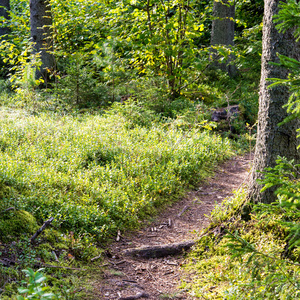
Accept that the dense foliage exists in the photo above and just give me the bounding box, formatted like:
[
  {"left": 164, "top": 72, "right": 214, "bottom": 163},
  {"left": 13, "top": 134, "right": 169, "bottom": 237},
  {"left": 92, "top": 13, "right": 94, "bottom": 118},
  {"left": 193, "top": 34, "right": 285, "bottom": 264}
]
[
  {"left": 184, "top": 1, "right": 300, "bottom": 298},
  {"left": 0, "top": 105, "right": 234, "bottom": 242},
  {"left": 4, "top": 0, "right": 299, "bottom": 299},
  {"left": 0, "top": 0, "right": 263, "bottom": 107}
]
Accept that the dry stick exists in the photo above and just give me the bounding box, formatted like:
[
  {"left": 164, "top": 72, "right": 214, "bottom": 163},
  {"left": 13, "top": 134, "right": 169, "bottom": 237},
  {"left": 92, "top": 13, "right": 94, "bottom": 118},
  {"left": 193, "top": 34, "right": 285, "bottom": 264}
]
[
  {"left": 0, "top": 207, "right": 15, "bottom": 214},
  {"left": 31, "top": 217, "right": 54, "bottom": 244},
  {"left": 177, "top": 205, "right": 189, "bottom": 217},
  {"left": 108, "top": 259, "right": 127, "bottom": 266},
  {"left": 99, "top": 263, "right": 110, "bottom": 268},
  {"left": 90, "top": 254, "right": 102, "bottom": 262},
  {"left": 122, "top": 279, "right": 138, "bottom": 283},
  {"left": 164, "top": 260, "right": 178, "bottom": 266},
  {"left": 116, "top": 230, "right": 121, "bottom": 242}
]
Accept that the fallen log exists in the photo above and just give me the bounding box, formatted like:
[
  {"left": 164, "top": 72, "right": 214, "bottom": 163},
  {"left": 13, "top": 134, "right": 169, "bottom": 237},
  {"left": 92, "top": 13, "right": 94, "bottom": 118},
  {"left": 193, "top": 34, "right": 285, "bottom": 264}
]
[
  {"left": 119, "top": 291, "right": 149, "bottom": 300},
  {"left": 123, "top": 240, "right": 195, "bottom": 259}
]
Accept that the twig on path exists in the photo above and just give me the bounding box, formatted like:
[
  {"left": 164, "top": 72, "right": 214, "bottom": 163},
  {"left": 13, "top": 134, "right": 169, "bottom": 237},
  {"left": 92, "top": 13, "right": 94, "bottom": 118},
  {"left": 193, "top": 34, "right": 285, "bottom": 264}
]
[
  {"left": 146, "top": 234, "right": 158, "bottom": 238},
  {"left": 99, "top": 263, "right": 110, "bottom": 268},
  {"left": 177, "top": 205, "right": 190, "bottom": 217},
  {"left": 163, "top": 270, "right": 174, "bottom": 275},
  {"left": 90, "top": 254, "right": 102, "bottom": 262},
  {"left": 108, "top": 259, "right": 127, "bottom": 266}
]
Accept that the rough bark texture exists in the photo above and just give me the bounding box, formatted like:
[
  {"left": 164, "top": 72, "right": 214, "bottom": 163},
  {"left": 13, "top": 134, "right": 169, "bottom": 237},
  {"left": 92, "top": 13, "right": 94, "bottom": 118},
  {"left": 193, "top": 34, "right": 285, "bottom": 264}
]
[
  {"left": 30, "top": 0, "right": 55, "bottom": 81},
  {"left": 123, "top": 241, "right": 195, "bottom": 259},
  {"left": 248, "top": 0, "right": 300, "bottom": 204},
  {"left": 0, "top": 0, "right": 10, "bottom": 37},
  {"left": 210, "top": 0, "right": 236, "bottom": 76}
]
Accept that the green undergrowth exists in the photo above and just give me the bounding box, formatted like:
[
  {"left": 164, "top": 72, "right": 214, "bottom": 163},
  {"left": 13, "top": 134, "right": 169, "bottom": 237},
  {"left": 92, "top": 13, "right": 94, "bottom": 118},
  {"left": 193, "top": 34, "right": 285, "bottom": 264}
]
[
  {"left": 0, "top": 210, "right": 38, "bottom": 240},
  {"left": 0, "top": 95, "right": 249, "bottom": 298},
  {"left": 183, "top": 189, "right": 300, "bottom": 299},
  {"left": 0, "top": 104, "right": 235, "bottom": 244}
]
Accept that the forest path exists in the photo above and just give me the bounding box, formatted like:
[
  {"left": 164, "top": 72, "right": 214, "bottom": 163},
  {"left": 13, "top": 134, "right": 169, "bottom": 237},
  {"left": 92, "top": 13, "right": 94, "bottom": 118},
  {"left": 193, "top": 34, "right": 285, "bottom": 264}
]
[{"left": 91, "top": 154, "right": 252, "bottom": 299}]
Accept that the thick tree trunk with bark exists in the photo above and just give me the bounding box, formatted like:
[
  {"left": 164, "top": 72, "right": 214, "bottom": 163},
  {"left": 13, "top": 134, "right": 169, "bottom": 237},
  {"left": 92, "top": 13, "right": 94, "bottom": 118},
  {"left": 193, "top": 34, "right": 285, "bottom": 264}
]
[
  {"left": 30, "top": 0, "right": 55, "bottom": 82},
  {"left": 210, "top": 0, "right": 236, "bottom": 76},
  {"left": 248, "top": 0, "right": 300, "bottom": 204},
  {"left": 0, "top": 0, "right": 10, "bottom": 37}
]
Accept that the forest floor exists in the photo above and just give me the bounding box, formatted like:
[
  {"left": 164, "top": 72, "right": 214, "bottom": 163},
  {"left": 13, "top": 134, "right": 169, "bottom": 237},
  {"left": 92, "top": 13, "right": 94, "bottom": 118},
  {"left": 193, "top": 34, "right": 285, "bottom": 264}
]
[{"left": 90, "top": 154, "right": 252, "bottom": 300}]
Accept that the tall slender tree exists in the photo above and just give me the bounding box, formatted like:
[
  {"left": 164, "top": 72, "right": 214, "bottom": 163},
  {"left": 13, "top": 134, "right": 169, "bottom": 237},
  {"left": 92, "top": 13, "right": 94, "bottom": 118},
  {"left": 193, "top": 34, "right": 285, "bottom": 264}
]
[
  {"left": 0, "top": 0, "right": 10, "bottom": 75},
  {"left": 30, "top": 0, "right": 55, "bottom": 82},
  {"left": 248, "top": 0, "right": 299, "bottom": 204},
  {"left": 0, "top": 0, "right": 10, "bottom": 38},
  {"left": 210, "top": 0, "right": 236, "bottom": 76}
]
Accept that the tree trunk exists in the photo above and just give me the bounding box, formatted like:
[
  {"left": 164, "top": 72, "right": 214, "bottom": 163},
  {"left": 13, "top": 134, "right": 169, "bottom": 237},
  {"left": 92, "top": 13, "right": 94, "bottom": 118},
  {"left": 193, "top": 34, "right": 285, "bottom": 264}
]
[
  {"left": 0, "top": 0, "right": 10, "bottom": 76},
  {"left": 0, "top": 0, "right": 10, "bottom": 37},
  {"left": 210, "top": 0, "right": 236, "bottom": 77},
  {"left": 30, "top": 0, "right": 55, "bottom": 82},
  {"left": 248, "top": 0, "right": 300, "bottom": 204}
]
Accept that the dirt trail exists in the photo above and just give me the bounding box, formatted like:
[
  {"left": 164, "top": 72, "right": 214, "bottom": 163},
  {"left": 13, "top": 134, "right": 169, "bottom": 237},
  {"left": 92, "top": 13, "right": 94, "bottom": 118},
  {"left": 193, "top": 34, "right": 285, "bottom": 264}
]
[{"left": 91, "top": 155, "right": 252, "bottom": 299}]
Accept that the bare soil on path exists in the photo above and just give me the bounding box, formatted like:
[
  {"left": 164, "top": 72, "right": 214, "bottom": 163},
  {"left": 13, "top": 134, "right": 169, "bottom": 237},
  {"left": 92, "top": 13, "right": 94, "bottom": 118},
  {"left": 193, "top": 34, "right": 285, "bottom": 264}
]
[{"left": 91, "top": 154, "right": 252, "bottom": 300}]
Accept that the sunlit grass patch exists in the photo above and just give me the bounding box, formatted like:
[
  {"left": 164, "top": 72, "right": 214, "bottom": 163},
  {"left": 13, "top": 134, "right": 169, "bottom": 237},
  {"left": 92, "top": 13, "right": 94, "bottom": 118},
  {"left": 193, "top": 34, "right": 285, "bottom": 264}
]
[{"left": 0, "top": 108, "right": 234, "bottom": 241}]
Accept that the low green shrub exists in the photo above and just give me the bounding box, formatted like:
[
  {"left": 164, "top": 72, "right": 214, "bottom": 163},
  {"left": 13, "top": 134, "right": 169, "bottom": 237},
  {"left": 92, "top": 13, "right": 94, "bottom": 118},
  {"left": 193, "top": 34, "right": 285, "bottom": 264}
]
[
  {"left": 0, "top": 108, "right": 234, "bottom": 243},
  {"left": 16, "top": 268, "right": 60, "bottom": 300}
]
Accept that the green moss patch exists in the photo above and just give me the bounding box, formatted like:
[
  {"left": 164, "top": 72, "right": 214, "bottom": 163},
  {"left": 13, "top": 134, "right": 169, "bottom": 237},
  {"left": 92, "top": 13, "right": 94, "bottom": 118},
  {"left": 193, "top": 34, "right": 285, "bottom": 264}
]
[
  {"left": 0, "top": 210, "right": 38, "bottom": 242},
  {"left": 0, "top": 109, "right": 235, "bottom": 242}
]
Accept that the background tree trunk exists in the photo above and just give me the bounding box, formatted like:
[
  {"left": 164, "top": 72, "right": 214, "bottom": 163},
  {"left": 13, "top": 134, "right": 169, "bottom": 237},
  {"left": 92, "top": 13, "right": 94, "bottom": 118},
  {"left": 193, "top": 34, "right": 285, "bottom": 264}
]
[
  {"left": 30, "top": 0, "right": 55, "bottom": 82},
  {"left": 248, "top": 0, "right": 300, "bottom": 204},
  {"left": 210, "top": 0, "right": 236, "bottom": 77},
  {"left": 0, "top": 0, "right": 10, "bottom": 76},
  {"left": 0, "top": 0, "right": 10, "bottom": 37}
]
